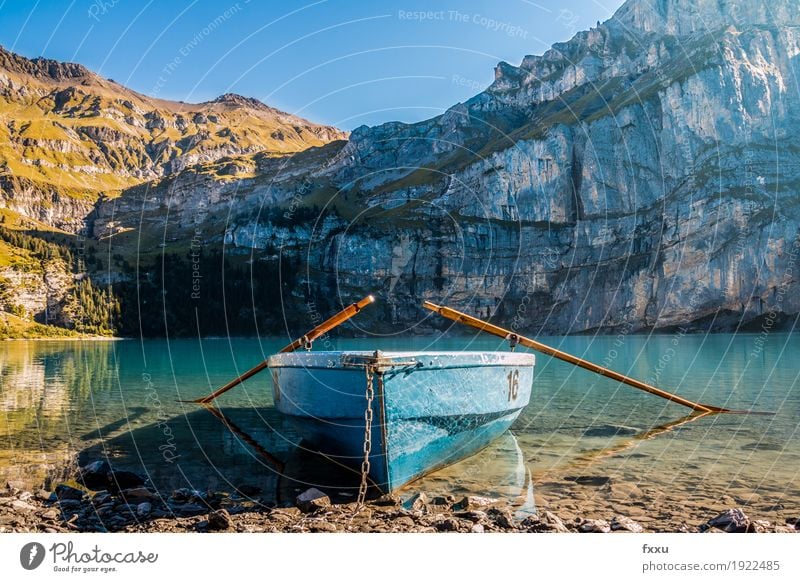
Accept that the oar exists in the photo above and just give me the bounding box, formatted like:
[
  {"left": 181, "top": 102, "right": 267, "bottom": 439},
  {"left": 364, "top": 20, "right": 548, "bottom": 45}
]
[
  {"left": 190, "top": 295, "right": 375, "bottom": 404},
  {"left": 423, "top": 301, "right": 733, "bottom": 414}
]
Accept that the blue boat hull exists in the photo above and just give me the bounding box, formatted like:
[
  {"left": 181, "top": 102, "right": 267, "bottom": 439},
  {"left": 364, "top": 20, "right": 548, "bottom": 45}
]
[{"left": 268, "top": 351, "right": 535, "bottom": 493}]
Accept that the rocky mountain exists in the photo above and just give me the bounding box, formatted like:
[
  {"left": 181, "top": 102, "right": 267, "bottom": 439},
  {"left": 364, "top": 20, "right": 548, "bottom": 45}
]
[
  {"left": 0, "top": 45, "right": 346, "bottom": 228},
  {"left": 2, "top": 0, "right": 800, "bottom": 336},
  {"left": 0, "top": 45, "right": 345, "bottom": 333}
]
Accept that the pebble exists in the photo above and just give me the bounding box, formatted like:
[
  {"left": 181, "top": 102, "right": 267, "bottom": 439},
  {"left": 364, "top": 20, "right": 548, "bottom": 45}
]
[
  {"left": 114, "top": 503, "right": 138, "bottom": 514},
  {"left": 541, "top": 510, "right": 570, "bottom": 533},
  {"left": 435, "top": 518, "right": 461, "bottom": 532},
  {"left": 373, "top": 494, "right": 401, "bottom": 507},
  {"left": 392, "top": 516, "right": 416, "bottom": 528},
  {"left": 170, "top": 488, "right": 206, "bottom": 504},
  {"left": 121, "top": 487, "right": 157, "bottom": 503},
  {"left": 372, "top": 494, "right": 401, "bottom": 507},
  {"left": 208, "top": 509, "right": 232, "bottom": 531},
  {"left": 136, "top": 502, "right": 152, "bottom": 517},
  {"left": 295, "top": 488, "right": 331, "bottom": 513},
  {"left": 56, "top": 499, "right": 81, "bottom": 510},
  {"left": 487, "top": 508, "right": 516, "bottom": 529},
  {"left": 35, "top": 489, "right": 54, "bottom": 502},
  {"left": 55, "top": 484, "right": 85, "bottom": 501},
  {"left": 404, "top": 492, "right": 428, "bottom": 511},
  {"left": 471, "top": 524, "right": 485, "bottom": 533},
  {"left": 5, "top": 481, "right": 23, "bottom": 493},
  {"left": 40, "top": 509, "right": 59, "bottom": 521},
  {"left": 704, "top": 508, "right": 751, "bottom": 533},
  {"left": 454, "top": 510, "right": 488, "bottom": 523},
  {"left": 308, "top": 520, "right": 338, "bottom": 533},
  {"left": 95, "top": 502, "right": 116, "bottom": 515},
  {"left": 77, "top": 460, "right": 111, "bottom": 489},
  {"left": 751, "top": 520, "right": 771, "bottom": 533},
  {"left": 611, "top": 515, "right": 644, "bottom": 533},
  {"left": 452, "top": 495, "right": 496, "bottom": 511},
  {"left": 520, "top": 511, "right": 570, "bottom": 533},
  {"left": 11, "top": 500, "right": 36, "bottom": 512},
  {"left": 106, "top": 470, "right": 145, "bottom": 491},
  {"left": 579, "top": 519, "right": 612, "bottom": 533}
]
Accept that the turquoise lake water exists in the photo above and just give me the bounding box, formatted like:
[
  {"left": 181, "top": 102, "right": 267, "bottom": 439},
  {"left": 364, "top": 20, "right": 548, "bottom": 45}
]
[{"left": 1, "top": 332, "right": 798, "bottom": 521}]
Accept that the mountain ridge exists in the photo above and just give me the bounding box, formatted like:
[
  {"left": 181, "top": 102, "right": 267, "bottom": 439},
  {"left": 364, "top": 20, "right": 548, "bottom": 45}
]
[{"left": 0, "top": 44, "right": 347, "bottom": 203}]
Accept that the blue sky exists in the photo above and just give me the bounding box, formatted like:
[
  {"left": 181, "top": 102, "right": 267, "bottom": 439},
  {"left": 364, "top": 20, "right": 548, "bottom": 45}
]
[{"left": 0, "top": 0, "right": 623, "bottom": 129}]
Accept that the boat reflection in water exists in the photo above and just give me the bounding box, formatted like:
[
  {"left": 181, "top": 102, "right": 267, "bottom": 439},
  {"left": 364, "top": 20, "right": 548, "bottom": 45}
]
[{"left": 78, "top": 405, "right": 535, "bottom": 511}]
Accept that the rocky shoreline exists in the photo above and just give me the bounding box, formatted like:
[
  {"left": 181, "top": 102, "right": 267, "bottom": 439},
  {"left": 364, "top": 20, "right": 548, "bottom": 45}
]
[{"left": 1, "top": 477, "right": 797, "bottom": 534}]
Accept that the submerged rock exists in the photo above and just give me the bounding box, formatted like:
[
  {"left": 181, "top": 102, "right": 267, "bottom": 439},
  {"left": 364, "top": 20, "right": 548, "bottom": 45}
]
[
  {"left": 564, "top": 476, "right": 612, "bottom": 487},
  {"left": 235, "top": 484, "right": 261, "bottom": 497},
  {"left": 54, "top": 484, "right": 85, "bottom": 501},
  {"left": 170, "top": 489, "right": 204, "bottom": 503},
  {"left": 76, "top": 461, "right": 110, "bottom": 489},
  {"left": 583, "top": 425, "right": 640, "bottom": 437},
  {"left": 171, "top": 503, "right": 207, "bottom": 517},
  {"left": 120, "top": 487, "right": 157, "bottom": 503},
  {"left": 106, "top": 470, "right": 145, "bottom": 491}
]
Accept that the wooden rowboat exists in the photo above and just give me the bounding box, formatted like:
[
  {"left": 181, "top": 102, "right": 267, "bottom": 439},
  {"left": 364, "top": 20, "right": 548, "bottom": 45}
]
[{"left": 268, "top": 350, "right": 535, "bottom": 493}]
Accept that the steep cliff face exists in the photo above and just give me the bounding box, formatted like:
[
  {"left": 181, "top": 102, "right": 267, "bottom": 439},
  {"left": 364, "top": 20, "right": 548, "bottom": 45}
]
[
  {"left": 200, "top": 0, "right": 800, "bottom": 333},
  {"left": 4, "top": 0, "right": 800, "bottom": 335},
  {"left": 0, "top": 257, "right": 73, "bottom": 325}
]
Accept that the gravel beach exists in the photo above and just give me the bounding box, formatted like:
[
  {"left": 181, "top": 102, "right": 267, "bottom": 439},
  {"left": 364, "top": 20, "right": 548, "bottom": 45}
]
[{"left": 1, "top": 478, "right": 797, "bottom": 534}]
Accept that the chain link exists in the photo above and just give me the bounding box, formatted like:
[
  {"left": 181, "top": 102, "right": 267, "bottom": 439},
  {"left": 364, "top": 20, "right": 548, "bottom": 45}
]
[{"left": 356, "top": 364, "right": 376, "bottom": 507}]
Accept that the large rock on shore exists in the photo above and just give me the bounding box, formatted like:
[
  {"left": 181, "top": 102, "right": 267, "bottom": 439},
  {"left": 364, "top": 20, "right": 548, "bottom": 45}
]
[
  {"left": 703, "top": 508, "right": 752, "bottom": 533},
  {"left": 296, "top": 488, "right": 331, "bottom": 513}
]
